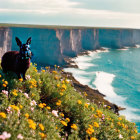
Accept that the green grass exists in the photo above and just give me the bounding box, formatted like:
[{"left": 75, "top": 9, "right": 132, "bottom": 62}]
[
  {"left": 0, "top": 63, "right": 140, "bottom": 140},
  {"left": 0, "top": 23, "right": 137, "bottom": 30}
]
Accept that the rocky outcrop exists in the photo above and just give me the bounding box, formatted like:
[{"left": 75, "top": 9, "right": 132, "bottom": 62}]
[
  {"left": 0, "top": 25, "right": 140, "bottom": 66},
  {"left": 0, "top": 27, "right": 12, "bottom": 59}
]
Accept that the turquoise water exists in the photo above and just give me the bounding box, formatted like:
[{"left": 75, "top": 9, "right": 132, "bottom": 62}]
[{"left": 64, "top": 47, "right": 140, "bottom": 131}]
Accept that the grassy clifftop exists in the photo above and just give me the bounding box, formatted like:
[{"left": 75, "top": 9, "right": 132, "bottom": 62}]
[{"left": 0, "top": 63, "right": 139, "bottom": 140}]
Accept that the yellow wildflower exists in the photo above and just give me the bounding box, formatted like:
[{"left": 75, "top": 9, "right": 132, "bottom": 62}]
[
  {"left": 71, "top": 124, "right": 78, "bottom": 130},
  {"left": 90, "top": 137, "right": 98, "bottom": 140},
  {"left": 25, "top": 113, "right": 29, "bottom": 118},
  {"left": 66, "top": 118, "right": 70, "bottom": 122},
  {"left": 56, "top": 100, "right": 61, "bottom": 106},
  {"left": 77, "top": 100, "right": 82, "bottom": 105},
  {"left": 60, "top": 113, "right": 64, "bottom": 117},
  {"left": 2, "top": 84, "right": 7, "bottom": 87},
  {"left": 61, "top": 84, "right": 67, "bottom": 90},
  {"left": 59, "top": 92, "right": 64, "bottom": 96},
  {"left": 96, "top": 110, "right": 102, "bottom": 118},
  {"left": 84, "top": 92, "right": 87, "bottom": 96},
  {"left": 46, "top": 106, "right": 51, "bottom": 110},
  {"left": 39, "top": 132, "right": 46, "bottom": 138},
  {"left": 52, "top": 71, "right": 57, "bottom": 74},
  {"left": 12, "top": 90, "right": 18, "bottom": 96},
  {"left": 10, "top": 105, "right": 19, "bottom": 111},
  {"left": 134, "top": 129, "right": 138, "bottom": 134},
  {"left": 4, "top": 81, "right": 8, "bottom": 85},
  {"left": 19, "top": 105, "right": 23, "bottom": 109},
  {"left": 0, "top": 112, "right": 6, "bottom": 118},
  {"left": 93, "top": 122, "right": 99, "bottom": 128},
  {"left": 55, "top": 76, "right": 59, "bottom": 80},
  {"left": 65, "top": 79, "right": 69, "bottom": 84},
  {"left": 91, "top": 107, "right": 95, "bottom": 111},
  {"left": 42, "top": 70, "right": 45, "bottom": 72},
  {"left": 118, "top": 117, "right": 122, "bottom": 121},
  {"left": 57, "top": 84, "right": 60, "bottom": 88},
  {"left": 60, "top": 120, "right": 67, "bottom": 126},
  {"left": 86, "top": 128, "right": 94, "bottom": 135},
  {"left": 85, "top": 103, "right": 89, "bottom": 108},
  {"left": 28, "top": 119, "right": 36, "bottom": 130},
  {"left": 130, "top": 136, "right": 135, "bottom": 140},
  {"left": 39, "top": 123, "right": 45, "bottom": 131},
  {"left": 39, "top": 103, "right": 46, "bottom": 108},
  {"left": 0, "top": 74, "right": 1, "bottom": 78},
  {"left": 19, "top": 78, "right": 23, "bottom": 82}
]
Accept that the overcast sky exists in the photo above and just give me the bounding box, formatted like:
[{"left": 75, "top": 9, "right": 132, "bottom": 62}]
[{"left": 0, "top": 0, "right": 140, "bottom": 28}]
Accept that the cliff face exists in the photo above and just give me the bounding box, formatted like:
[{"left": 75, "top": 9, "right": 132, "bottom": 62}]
[
  {"left": 0, "top": 27, "right": 12, "bottom": 58},
  {"left": 0, "top": 26, "right": 140, "bottom": 66}
]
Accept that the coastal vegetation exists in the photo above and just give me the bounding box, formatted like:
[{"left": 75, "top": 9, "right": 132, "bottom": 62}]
[{"left": 0, "top": 63, "right": 140, "bottom": 140}]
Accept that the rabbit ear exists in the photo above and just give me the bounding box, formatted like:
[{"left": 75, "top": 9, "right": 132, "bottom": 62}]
[
  {"left": 26, "top": 37, "right": 31, "bottom": 45},
  {"left": 15, "top": 37, "right": 22, "bottom": 46}
]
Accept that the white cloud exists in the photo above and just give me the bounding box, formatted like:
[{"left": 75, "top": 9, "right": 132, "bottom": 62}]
[{"left": 0, "top": 0, "right": 140, "bottom": 28}]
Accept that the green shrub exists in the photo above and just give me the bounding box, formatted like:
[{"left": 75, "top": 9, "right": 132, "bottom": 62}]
[{"left": 0, "top": 63, "right": 140, "bottom": 140}]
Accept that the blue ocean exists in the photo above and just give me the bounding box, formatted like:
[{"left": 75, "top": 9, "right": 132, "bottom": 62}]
[{"left": 64, "top": 46, "right": 140, "bottom": 131}]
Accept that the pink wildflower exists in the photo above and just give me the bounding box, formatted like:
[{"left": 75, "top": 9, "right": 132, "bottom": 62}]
[
  {"left": 6, "top": 106, "right": 12, "bottom": 114},
  {"left": 24, "top": 93, "right": 29, "bottom": 99},
  {"left": 52, "top": 110, "right": 58, "bottom": 117},
  {"left": 30, "top": 100, "right": 37, "bottom": 106},
  {"left": 17, "top": 134, "right": 23, "bottom": 139},
  {"left": 0, "top": 131, "right": 11, "bottom": 140},
  {"left": 119, "top": 134, "right": 123, "bottom": 139},
  {"left": 2, "top": 90, "right": 8, "bottom": 97},
  {"left": 26, "top": 75, "right": 31, "bottom": 80}
]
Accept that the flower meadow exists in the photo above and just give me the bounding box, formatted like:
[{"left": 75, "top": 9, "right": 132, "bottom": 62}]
[{"left": 0, "top": 63, "right": 140, "bottom": 140}]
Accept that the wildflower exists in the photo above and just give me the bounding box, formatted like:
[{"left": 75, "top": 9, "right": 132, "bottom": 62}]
[
  {"left": 2, "top": 84, "right": 7, "bottom": 87},
  {"left": 91, "top": 107, "right": 95, "bottom": 111},
  {"left": 2, "top": 90, "right": 8, "bottom": 97},
  {"left": 45, "top": 66, "right": 49, "bottom": 70},
  {"left": 96, "top": 110, "right": 102, "bottom": 118},
  {"left": 93, "top": 122, "right": 99, "bottom": 128},
  {"left": 107, "top": 106, "right": 111, "bottom": 109},
  {"left": 85, "top": 103, "right": 89, "bottom": 108},
  {"left": 39, "top": 124, "right": 45, "bottom": 131},
  {"left": 134, "top": 129, "right": 138, "bottom": 134},
  {"left": 90, "top": 137, "right": 98, "bottom": 140},
  {"left": 10, "top": 105, "right": 20, "bottom": 111},
  {"left": 39, "top": 132, "right": 46, "bottom": 138},
  {"left": 77, "top": 100, "right": 82, "bottom": 104},
  {"left": 71, "top": 124, "right": 78, "bottom": 130},
  {"left": 119, "top": 134, "right": 123, "bottom": 139},
  {"left": 0, "top": 74, "right": 1, "bottom": 78},
  {"left": 19, "top": 105, "right": 23, "bottom": 109},
  {"left": 118, "top": 117, "right": 122, "bottom": 121},
  {"left": 28, "top": 119, "right": 36, "bottom": 130},
  {"left": 52, "top": 71, "right": 57, "bottom": 74},
  {"left": 19, "top": 78, "right": 23, "bottom": 82},
  {"left": 59, "top": 92, "right": 63, "bottom": 96},
  {"left": 130, "top": 136, "right": 135, "bottom": 140},
  {"left": 30, "top": 100, "right": 37, "bottom": 106},
  {"left": 86, "top": 128, "right": 94, "bottom": 135},
  {"left": 11, "top": 89, "right": 18, "bottom": 96},
  {"left": 0, "top": 112, "right": 6, "bottom": 118},
  {"left": 57, "top": 84, "right": 60, "bottom": 88},
  {"left": 26, "top": 75, "right": 31, "bottom": 80},
  {"left": 31, "top": 107, "right": 34, "bottom": 112},
  {"left": 6, "top": 106, "right": 12, "bottom": 114},
  {"left": 24, "top": 93, "right": 29, "bottom": 98},
  {"left": 84, "top": 92, "right": 87, "bottom": 96},
  {"left": 25, "top": 113, "right": 29, "bottom": 118},
  {"left": 65, "top": 79, "right": 70, "bottom": 84},
  {"left": 39, "top": 103, "right": 46, "bottom": 108},
  {"left": 55, "top": 76, "right": 59, "bottom": 80},
  {"left": 61, "top": 84, "right": 67, "bottom": 90},
  {"left": 0, "top": 132, "right": 11, "bottom": 140},
  {"left": 56, "top": 100, "right": 61, "bottom": 106},
  {"left": 46, "top": 106, "right": 51, "bottom": 110},
  {"left": 60, "top": 120, "right": 67, "bottom": 126},
  {"left": 60, "top": 113, "right": 64, "bottom": 117},
  {"left": 66, "top": 118, "right": 70, "bottom": 122},
  {"left": 52, "top": 110, "right": 58, "bottom": 117},
  {"left": 17, "top": 134, "right": 24, "bottom": 139},
  {"left": 42, "top": 70, "right": 45, "bottom": 72}
]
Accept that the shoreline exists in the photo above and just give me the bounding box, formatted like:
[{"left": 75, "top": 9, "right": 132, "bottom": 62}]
[{"left": 62, "top": 48, "right": 125, "bottom": 114}]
